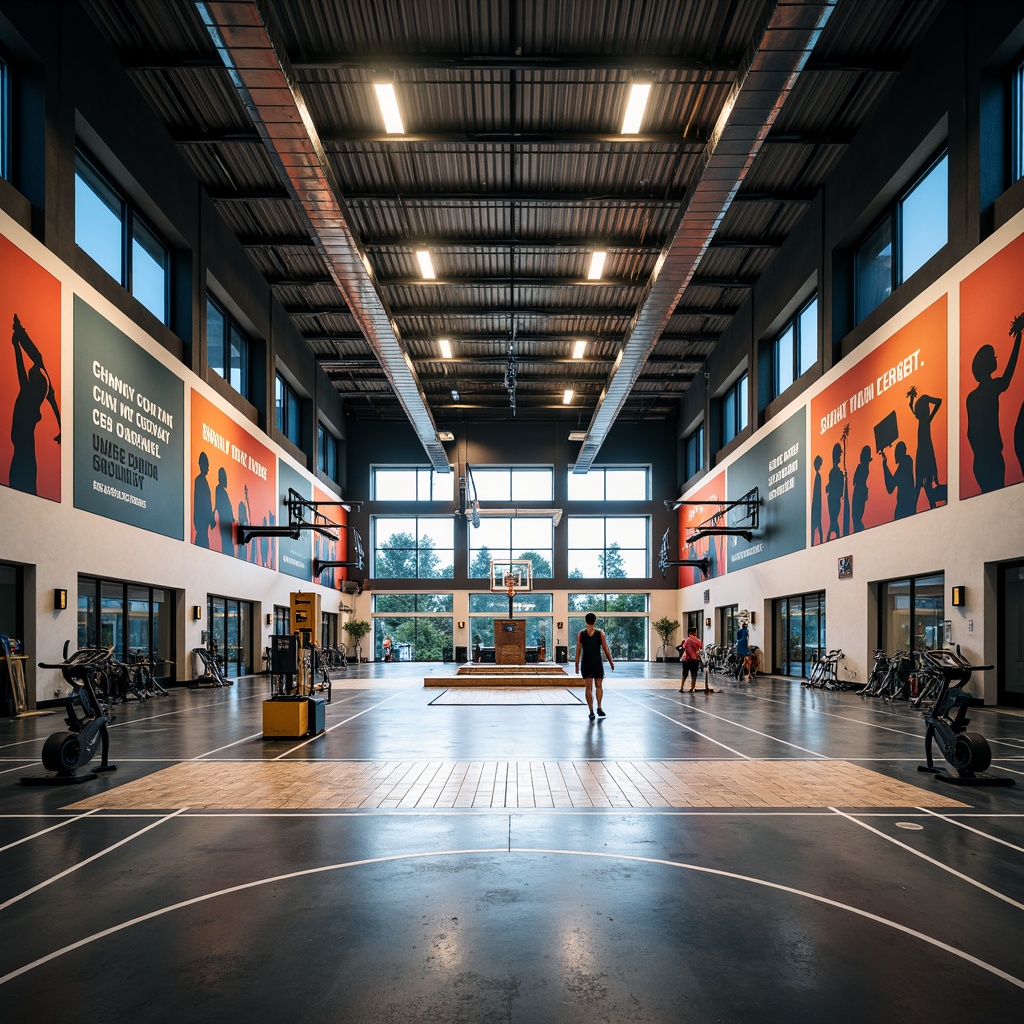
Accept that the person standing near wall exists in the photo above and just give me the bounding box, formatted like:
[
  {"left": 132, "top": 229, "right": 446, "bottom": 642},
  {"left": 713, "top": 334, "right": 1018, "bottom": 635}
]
[
  {"left": 679, "top": 627, "right": 704, "bottom": 693},
  {"left": 575, "top": 612, "right": 614, "bottom": 721},
  {"left": 736, "top": 621, "right": 751, "bottom": 681}
]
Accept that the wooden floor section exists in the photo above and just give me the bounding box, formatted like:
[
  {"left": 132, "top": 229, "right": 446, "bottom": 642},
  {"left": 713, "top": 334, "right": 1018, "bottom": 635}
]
[{"left": 67, "top": 759, "right": 967, "bottom": 811}]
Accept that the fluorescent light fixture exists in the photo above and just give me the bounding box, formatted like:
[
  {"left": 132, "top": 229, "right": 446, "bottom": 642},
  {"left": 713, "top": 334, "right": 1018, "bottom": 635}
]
[
  {"left": 438, "top": 430, "right": 455, "bottom": 442},
  {"left": 621, "top": 80, "right": 652, "bottom": 135},
  {"left": 450, "top": 389, "right": 460, "bottom": 402},
  {"left": 374, "top": 82, "right": 405, "bottom": 134},
  {"left": 572, "top": 340, "right": 587, "bottom": 359},
  {"left": 438, "top": 338, "right": 452, "bottom": 358},
  {"left": 568, "top": 430, "right": 587, "bottom": 441},
  {"left": 416, "top": 249, "right": 436, "bottom": 279},
  {"left": 587, "top": 250, "right": 607, "bottom": 280},
  {"left": 563, "top": 388, "right": 574, "bottom": 405}
]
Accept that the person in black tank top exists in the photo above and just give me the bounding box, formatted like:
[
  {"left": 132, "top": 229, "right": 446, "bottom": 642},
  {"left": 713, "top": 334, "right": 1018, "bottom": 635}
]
[{"left": 575, "top": 612, "right": 615, "bottom": 720}]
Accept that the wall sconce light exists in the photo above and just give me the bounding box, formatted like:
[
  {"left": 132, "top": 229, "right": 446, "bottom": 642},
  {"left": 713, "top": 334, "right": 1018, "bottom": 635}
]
[
  {"left": 457, "top": 620, "right": 466, "bottom": 629},
  {"left": 193, "top": 605, "right": 203, "bottom": 621},
  {"left": 266, "top": 613, "right": 273, "bottom": 626},
  {"left": 952, "top": 585, "right": 966, "bottom": 607},
  {"left": 54, "top": 588, "right": 67, "bottom": 611},
  {"left": 749, "top": 611, "right": 756, "bottom": 625},
  {"left": 557, "top": 621, "right": 564, "bottom": 630},
  {"left": 705, "top": 618, "right": 711, "bottom": 628}
]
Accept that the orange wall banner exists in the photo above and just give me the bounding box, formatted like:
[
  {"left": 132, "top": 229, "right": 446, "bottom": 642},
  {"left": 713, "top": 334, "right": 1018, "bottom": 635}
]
[
  {"left": 312, "top": 484, "right": 349, "bottom": 589},
  {"left": 190, "top": 390, "right": 277, "bottom": 564},
  {"left": 959, "top": 230, "right": 1024, "bottom": 499},
  {"left": 678, "top": 471, "right": 727, "bottom": 589},
  {"left": 809, "top": 297, "right": 947, "bottom": 544},
  {"left": 0, "top": 235, "right": 62, "bottom": 501}
]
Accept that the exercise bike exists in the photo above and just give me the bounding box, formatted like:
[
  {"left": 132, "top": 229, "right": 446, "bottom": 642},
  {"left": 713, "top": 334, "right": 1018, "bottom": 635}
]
[
  {"left": 22, "top": 645, "right": 118, "bottom": 785},
  {"left": 917, "top": 646, "right": 1013, "bottom": 787}
]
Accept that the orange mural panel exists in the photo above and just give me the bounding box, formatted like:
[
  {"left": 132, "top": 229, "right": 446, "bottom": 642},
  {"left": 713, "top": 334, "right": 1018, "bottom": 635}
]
[
  {"left": 679, "top": 471, "right": 727, "bottom": 589},
  {"left": 0, "top": 235, "right": 62, "bottom": 501},
  {"left": 809, "top": 298, "right": 947, "bottom": 544},
  {"left": 959, "top": 230, "right": 1024, "bottom": 498},
  {"left": 312, "top": 483, "right": 349, "bottom": 588},
  {"left": 190, "top": 390, "right": 277, "bottom": 565}
]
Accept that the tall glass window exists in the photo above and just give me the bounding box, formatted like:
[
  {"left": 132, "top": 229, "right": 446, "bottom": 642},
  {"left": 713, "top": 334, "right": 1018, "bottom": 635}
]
[
  {"left": 373, "top": 517, "right": 454, "bottom": 578},
  {"left": 318, "top": 423, "right": 338, "bottom": 480},
  {"left": 1014, "top": 56, "right": 1024, "bottom": 183},
  {"left": 855, "top": 152, "right": 948, "bottom": 323},
  {"left": 685, "top": 424, "right": 704, "bottom": 479},
  {"left": 567, "top": 466, "right": 648, "bottom": 500},
  {"left": 721, "top": 374, "right": 748, "bottom": 445},
  {"left": 275, "top": 374, "right": 301, "bottom": 445},
  {"left": 74, "top": 148, "right": 170, "bottom": 324},
  {"left": 472, "top": 466, "right": 552, "bottom": 501},
  {"left": 372, "top": 467, "right": 454, "bottom": 500},
  {"left": 879, "top": 572, "right": 944, "bottom": 654},
  {"left": 373, "top": 593, "right": 453, "bottom": 662},
  {"left": 207, "top": 297, "right": 252, "bottom": 400},
  {"left": 568, "top": 592, "right": 648, "bottom": 662},
  {"left": 0, "top": 55, "right": 10, "bottom": 181},
  {"left": 567, "top": 517, "right": 648, "bottom": 579},
  {"left": 469, "top": 516, "right": 554, "bottom": 578},
  {"left": 468, "top": 592, "right": 552, "bottom": 654},
  {"left": 772, "top": 297, "right": 818, "bottom": 398}
]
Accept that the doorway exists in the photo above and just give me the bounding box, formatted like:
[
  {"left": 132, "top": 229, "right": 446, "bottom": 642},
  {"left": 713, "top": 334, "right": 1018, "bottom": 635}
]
[
  {"left": 774, "top": 592, "right": 826, "bottom": 677},
  {"left": 999, "top": 560, "right": 1024, "bottom": 708}
]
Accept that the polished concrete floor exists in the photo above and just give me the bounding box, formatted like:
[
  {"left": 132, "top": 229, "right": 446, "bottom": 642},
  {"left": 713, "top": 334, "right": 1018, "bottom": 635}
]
[{"left": 2, "top": 663, "right": 1023, "bottom": 1022}]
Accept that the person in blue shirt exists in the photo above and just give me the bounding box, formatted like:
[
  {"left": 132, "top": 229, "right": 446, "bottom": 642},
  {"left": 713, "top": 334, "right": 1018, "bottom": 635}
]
[{"left": 736, "top": 622, "right": 751, "bottom": 681}]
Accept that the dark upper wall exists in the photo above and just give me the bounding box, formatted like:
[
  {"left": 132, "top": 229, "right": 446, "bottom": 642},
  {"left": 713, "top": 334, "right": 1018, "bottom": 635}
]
[{"left": 0, "top": 0, "right": 345, "bottom": 489}]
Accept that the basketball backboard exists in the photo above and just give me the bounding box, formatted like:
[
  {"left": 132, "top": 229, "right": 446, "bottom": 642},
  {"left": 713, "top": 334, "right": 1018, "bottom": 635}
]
[{"left": 489, "top": 559, "right": 533, "bottom": 593}]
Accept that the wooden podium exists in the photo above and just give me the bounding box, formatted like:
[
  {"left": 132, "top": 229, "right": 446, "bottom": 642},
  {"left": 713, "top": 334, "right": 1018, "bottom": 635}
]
[{"left": 494, "top": 619, "right": 526, "bottom": 664}]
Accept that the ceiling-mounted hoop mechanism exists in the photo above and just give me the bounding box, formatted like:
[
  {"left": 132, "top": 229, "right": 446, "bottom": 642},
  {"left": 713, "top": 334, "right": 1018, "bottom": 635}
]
[
  {"left": 455, "top": 461, "right": 481, "bottom": 528},
  {"left": 657, "top": 528, "right": 711, "bottom": 579},
  {"left": 664, "top": 486, "right": 760, "bottom": 544}
]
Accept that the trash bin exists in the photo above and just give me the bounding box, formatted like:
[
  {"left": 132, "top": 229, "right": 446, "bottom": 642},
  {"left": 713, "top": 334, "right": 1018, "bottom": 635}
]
[
  {"left": 455, "top": 645, "right": 468, "bottom": 663},
  {"left": 555, "top": 645, "right": 568, "bottom": 664}
]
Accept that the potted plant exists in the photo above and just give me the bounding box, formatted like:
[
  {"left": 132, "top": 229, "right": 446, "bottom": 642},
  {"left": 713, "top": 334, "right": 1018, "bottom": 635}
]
[
  {"left": 343, "top": 619, "right": 371, "bottom": 662},
  {"left": 652, "top": 616, "right": 681, "bottom": 662}
]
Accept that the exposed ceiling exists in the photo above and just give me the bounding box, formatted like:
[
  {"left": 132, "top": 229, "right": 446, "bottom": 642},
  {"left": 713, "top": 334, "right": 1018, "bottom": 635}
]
[{"left": 81, "top": 0, "right": 944, "bottom": 464}]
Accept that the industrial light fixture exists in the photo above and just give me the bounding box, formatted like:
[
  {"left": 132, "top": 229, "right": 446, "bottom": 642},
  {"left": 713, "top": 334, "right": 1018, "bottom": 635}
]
[
  {"left": 477, "top": 507, "right": 563, "bottom": 527},
  {"left": 620, "top": 79, "right": 652, "bottom": 135},
  {"left": 587, "top": 250, "right": 607, "bottom": 280},
  {"left": 563, "top": 388, "right": 574, "bottom": 405},
  {"left": 54, "top": 588, "right": 67, "bottom": 611},
  {"left": 569, "top": 430, "right": 586, "bottom": 441},
  {"left": 438, "top": 338, "right": 452, "bottom": 358},
  {"left": 572, "top": 340, "right": 587, "bottom": 359},
  {"left": 266, "top": 613, "right": 273, "bottom": 626},
  {"left": 416, "top": 249, "right": 436, "bottom": 279},
  {"left": 374, "top": 81, "right": 405, "bottom": 134},
  {"left": 450, "top": 388, "right": 460, "bottom": 402},
  {"left": 438, "top": 430, "right": 455, "bottom": 441},
  {"left": 193, "top": 605, "right": 203, "bottom": 621}
]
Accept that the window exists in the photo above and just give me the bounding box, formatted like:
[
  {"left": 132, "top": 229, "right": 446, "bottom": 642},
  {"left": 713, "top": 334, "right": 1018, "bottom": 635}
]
[
  {"left": 567, "top": 516, "right": 649, "bottom": 578},
  {"left": 372, "top": 593, "right": 454, "bottom": 662},
  {"left": 469, "top": 517, "right": 554, "bottom": 578},
  {"left": 472, "top": 466, "right": 552, "bottom": 501},
  {"left": 74, "top": 148, "right": 170, "bottom": 324},
  {"left": 855, "top": 152, "right": 948, "bottom": 323},
  {"left": 772, "top": 297, "right": 818, "bottom": 398},
  {"left": 685, "top": 424, "right": 704, "bottom": 479},
  {"left": 567, "top": 592, "right": 649, "bottom": 662},
  {"left": 373, "top": 517, "right": 454, "bottom": 578},
  {"left": 567, "top": 466, "right": 649, "bottom": 500},
  {"left": 721, "top": 374, "right": 748, "bottom": 445},
  {"left": 372, "top": 467, "right": 454, "bottom": 501},
  {"left": 275, "top": 374, "right": 300, "bottom": 445},
  {"left": 206, "top": 297, "right": 252, "bottom": 400},
  {"left": 318, "top": 423, "right": 338, "bottom": 480},
  {"left": 879, "top": 572, "right": 944, "bottom": 655},
  {"left": 468, "top": 592, "right": 552, "bottom": 652},
  {"left": 1014, "top": 57, "right": 1024, "bottom": 183}
]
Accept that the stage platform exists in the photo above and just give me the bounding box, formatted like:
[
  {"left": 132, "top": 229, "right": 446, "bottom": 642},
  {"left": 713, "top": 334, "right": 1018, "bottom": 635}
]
[{"left": 424, "top": 662, "right": 579, "bottom": 688}]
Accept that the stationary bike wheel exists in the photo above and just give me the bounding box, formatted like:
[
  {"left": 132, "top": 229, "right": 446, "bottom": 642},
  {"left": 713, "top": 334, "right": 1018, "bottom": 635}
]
[
  {"left": 41, "top": 732, "right": 82, "bottom": 773},
  {"left": 951, "top": 732, "right": 991, "bottom": 773}
]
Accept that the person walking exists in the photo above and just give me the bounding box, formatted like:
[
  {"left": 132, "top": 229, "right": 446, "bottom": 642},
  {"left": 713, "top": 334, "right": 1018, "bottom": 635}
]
[
  {"left": 736, "top": 621, "right": 751, "bottom": 681},
  {"left": 575, "top": 612, "right": 614, "bottom": 720},
  {"left": 679, "top": 627, "right": 704, "bottom": 692}
]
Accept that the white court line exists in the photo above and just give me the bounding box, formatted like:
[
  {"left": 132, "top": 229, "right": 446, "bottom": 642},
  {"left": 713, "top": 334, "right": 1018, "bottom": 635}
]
[
  {"left": 656, "top": 692, "right": 828, "bottom": 758},
  {"left": 0, "top": 763, "right": 35, "bottom": 776},
  {"left": 274, "top": 686, "right": 421, "bottom": 759},
  {"left": 0, "top": 807, "right": 187, "bottom": 914},
  {"left": 616, "top": 694, "right": 750, "bottom": 758},
  {"left": 916, "top": 807, "right": 1024, "bottom": 854},
  {"left": 829, "top": 807, "right": 1024, "bottom": 913},
  {"left": 0, "top": 846, "right": 1021, "bottom": 992},
  {"left": 0, "top": 809, "right": 99, "bottom": 853},
  {"left": 991, "top": 763, "right": 1024, "bottom": 776}
]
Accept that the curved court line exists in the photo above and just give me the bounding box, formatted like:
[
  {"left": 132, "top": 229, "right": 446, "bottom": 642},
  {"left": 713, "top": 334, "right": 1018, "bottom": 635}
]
[{"left": 1, "top": 846, "right": 1021, "bottom": 991}]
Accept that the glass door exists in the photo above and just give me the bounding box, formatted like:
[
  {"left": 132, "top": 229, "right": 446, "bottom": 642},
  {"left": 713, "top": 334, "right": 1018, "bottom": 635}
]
[
  {"left": 207, "top": 595, "right": 253, "bottom": 677},
  {"left": 999, "top": 560, "right": 1024, "bottom": 708}
]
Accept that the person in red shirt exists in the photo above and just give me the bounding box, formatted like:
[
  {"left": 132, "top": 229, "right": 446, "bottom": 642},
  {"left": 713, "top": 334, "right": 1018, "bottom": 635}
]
[{"left": 679, "top": 627, "right": 703, "bottom": 692}]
